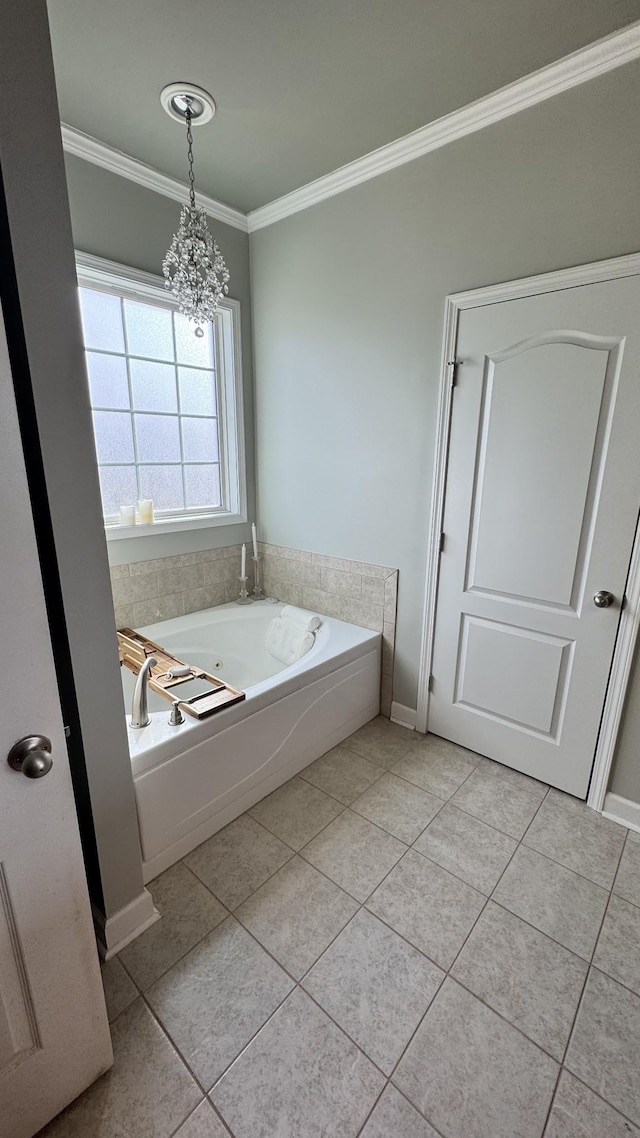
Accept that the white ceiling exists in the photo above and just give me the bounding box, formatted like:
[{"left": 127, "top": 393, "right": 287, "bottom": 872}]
[{"left": 48, "top": 0, "right": 640, "bottom": 213}]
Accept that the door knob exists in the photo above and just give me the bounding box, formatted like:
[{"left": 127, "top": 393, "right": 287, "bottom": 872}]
[
  {"left": 593, "top": 590, "right": 615, "bottom": 609},
  {"left": 7, "top": 735, "right": 53, "bottom": 778}
]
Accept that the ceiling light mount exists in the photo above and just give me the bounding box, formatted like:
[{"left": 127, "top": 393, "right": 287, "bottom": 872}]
[{"left": 160, "top": 83, "right": 216, "bottom": 126}]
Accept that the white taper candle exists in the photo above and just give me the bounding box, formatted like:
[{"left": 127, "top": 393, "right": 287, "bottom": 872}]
[
  {"left": 241, "top": 542, "right": 246, "bottom": 578},
  {"left": 251, "top": 522, "right": 258, "bottom": 560}
]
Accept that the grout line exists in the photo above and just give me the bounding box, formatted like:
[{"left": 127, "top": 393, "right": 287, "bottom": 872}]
[
  {"left": 588, "top": 959, "right": 640, "bottom": 1002},
  {"left": 184, "top": 817, "right": 298, "bottom": 903},
  {"left": 403, "top": 841, "right": 500, "bottom": 899},
  {"left": 246, "top": 784, "right": 350, "bottom": 848},
  {"left": 549, "top": 1068, "right": 640, "bottom": 1135},
  {"left": 165, "top": 1097, "right": 234, "bottom": 1138},
  {"left": 540, "top": 1065, "right": 564, "bottom": 1137},
  {"left": 352, "top": 1082, "right": 388, "bottom": 1138},
  {"left": 438, "top": 784, "right": 549, "bottom": 843},
  {"left": 559, "top": 830, "right": 629, "bottom": 1070},
  {"left": 375, "top": 1083, "right": 449, "bottom": 1138},
  {"left": 297, "top": 984, "right": 390, "bottom": 1081},
  {"left": 117, "top": 904, "right": 230, "bottom": 996},
  {"left": 206, "top": 985, "right": 295, "bottom": 1095},
  {"left": 297, "top": 761, "right": 388, "bottom": 806},
  {"left": 165, "top": 1097, "right": 207, "bottom": 1138},
  {"left": 299, "top": 803, "right": 410, "bottom": 850},
  {"left": 140, "top": 992, "right": 211, "bottom": 1098},
  {"left": 486, "top": 897, "right": 591, "bottom": 966},
  {"left": 497, "top": 835, "right": 618, "bottom": 895}
]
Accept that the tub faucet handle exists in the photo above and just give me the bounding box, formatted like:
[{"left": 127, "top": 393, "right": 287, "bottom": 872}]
[{"left": 168, "top": 701, "right": 184, "bottom": 726}]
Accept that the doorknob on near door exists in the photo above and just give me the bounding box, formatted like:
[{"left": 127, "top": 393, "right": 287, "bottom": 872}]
[
  {"left": 593, "top": 590, "right": 615, "bottom": 609},
  {"left": 7, "top": 735, "right": 53, "bottom": 778}
]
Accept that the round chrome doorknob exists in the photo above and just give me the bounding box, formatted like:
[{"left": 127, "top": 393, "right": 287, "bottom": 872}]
[
  {"left": 7, "top": 735, "right": 53, "bottom": 778},
  {"left": 593, "top": 590, "right": 615, "bottom": 609}
]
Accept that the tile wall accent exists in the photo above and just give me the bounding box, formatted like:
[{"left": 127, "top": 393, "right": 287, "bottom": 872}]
[
  {"left": 260, "top": 543, "right": 398, "bottom": 716},
  {"left": 110, "top": 541, "right": 398, "bottom": 716},
  {"left": 110, "top": 545, "right": 244, "bottom": 629}
]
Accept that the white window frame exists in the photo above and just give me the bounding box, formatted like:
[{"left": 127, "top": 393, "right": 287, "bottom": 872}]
[{"left": 75, "top": 251, "right": 247, "bottom": 539}]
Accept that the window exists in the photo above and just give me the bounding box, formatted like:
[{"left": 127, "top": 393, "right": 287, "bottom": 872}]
[{"left": 76, "top": 254, "right": 246, "bottom": 537}]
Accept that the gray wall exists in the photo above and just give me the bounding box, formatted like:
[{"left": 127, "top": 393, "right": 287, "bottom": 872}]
[
  {"left": 63, "top": 154, "right": 256, "bottom": 566},
  {"left": 250, "top": 62, "right": 640, "bottom": 798},
  {"left": 0, "top": 3, "right": 145, "bottom": 918}
]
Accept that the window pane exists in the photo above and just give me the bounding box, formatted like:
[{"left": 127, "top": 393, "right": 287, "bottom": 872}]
[
  {"left": 79, "top": 289, "right": 125, "bottom": 352},
  {"left": 92, "top": 411, "right": 134, "bottom": 463},
  {"left": 178, "top": 367, "right": 217, "bottom": 416},
  {"left": 124, "top": 299, "right": 174, "bottom": 360},
  {"left": 134, "top": 413, "right": 181, "bottom": 462},
  {"left": 138, "top": 466, "right": 184, "bottom": 511},
  {"left": 98, "top": 465, "right": 138, "bottom": 516},
  {"left": 185, "top": 464, "right": 221, "bottom": 508},
  {"left": 130, "top": 360, "right": 177, "bottom": 413},
  {"left": 174, "top": 312, "right": 214, "bottom": 368},
  {"left": 182, "top": 417, "right": 219, "bottom": 463},
  {"left": 86, "top": 352, "right": 130, "bottom": 409}
]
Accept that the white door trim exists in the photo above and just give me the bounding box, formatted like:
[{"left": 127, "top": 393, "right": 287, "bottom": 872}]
[{"left": 417, "top": 251, "right": 640, "bottom": 812}]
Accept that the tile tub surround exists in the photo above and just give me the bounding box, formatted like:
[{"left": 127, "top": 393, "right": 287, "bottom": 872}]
[
  {"left": 110, "top": 544, "right": 245, "bottom": 628},
  {"left": 110, "top": 539, "right": 399, "bottom": 715},
  {"left": 259, "top": 542, "right": 399, "bottom": 715},
  {"left": 45, "top": 719, "right": 640, "bottom": 1138}
]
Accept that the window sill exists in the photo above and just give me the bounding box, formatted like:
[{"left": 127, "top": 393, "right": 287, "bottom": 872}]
[{"left": 104, "top": 511, "right": 246, "bottom": 540}]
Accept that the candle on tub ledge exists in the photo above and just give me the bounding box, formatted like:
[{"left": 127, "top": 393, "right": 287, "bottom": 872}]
[
  {"left": 251, "top": 522, "right": 259, "bottom": 560},
  {"left": 138, "top": 499, "right": 154, "bottom": 525},
  {"left": 241, "top": 542, "right": 247, "bottom": 579},
  {"left": 119, "top": 505, "right": 136, "bottom": 526}
]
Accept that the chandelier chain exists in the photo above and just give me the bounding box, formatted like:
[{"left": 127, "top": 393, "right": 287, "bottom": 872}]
[{"left": 185, "top": 103, "right": 196, "bottom": 211}]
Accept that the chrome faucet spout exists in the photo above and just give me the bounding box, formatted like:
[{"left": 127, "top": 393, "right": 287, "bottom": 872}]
[{"left": 131, "top": 656, "right": 157, "bottom": 728}]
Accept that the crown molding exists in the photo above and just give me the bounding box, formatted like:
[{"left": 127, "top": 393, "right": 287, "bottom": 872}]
[
  {"left": 247, "top": 19, "right": 640, "bottom": 231},
  {"left": 61, "top": 124, "right": 249, "bottom": 232},
  {"left": 60, "top": 20, "right": 640, "bottom": 236}
]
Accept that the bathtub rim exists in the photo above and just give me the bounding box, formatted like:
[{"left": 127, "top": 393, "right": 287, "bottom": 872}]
[{"left": 123, "top": 600, "right": 381, "bottom": 777}]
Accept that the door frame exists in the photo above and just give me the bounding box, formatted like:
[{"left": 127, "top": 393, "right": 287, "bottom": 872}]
[{"left": 417, "top": 251, "right": 640, "bottom": 811}]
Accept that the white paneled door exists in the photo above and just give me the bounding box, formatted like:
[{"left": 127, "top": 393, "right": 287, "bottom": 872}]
[
  {"left": 430, "top": 274, "right": 640, "bottom": 797},
  {"left": 0, "top": 294, "right": 112, "bottom": 1136}
]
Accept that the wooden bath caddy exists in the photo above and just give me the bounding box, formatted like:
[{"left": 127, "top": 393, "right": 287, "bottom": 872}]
[{"left": 117, "top": 628, "right": 245, "bottom": 719}]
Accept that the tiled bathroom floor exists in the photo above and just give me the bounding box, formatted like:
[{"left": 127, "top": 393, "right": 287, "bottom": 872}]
[{"left": 40, "top": 717, "right": 640, "bottom": 1138}]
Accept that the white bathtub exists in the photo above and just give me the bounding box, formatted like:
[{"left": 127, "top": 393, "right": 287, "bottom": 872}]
[{"left": 120, "top": 601, "right": 381, "bottom": 881}]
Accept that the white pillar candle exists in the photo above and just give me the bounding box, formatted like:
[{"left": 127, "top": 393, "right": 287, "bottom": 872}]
[
  {"left": 251, "top": 522, "right": 258, "bottom": 560},
  {"left": 138, "top": 499, "right": 154, "bottom": 524},
  {"left": 241, "top": 542, "right": 246, "bottom": 578},
  {"left": 119, "top": 505, "right": 136, "bottom": 526}
]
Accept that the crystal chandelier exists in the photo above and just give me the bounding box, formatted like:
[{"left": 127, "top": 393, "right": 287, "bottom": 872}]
[{"left": 161, "top": 86, "right": 229, "bottom": 337}]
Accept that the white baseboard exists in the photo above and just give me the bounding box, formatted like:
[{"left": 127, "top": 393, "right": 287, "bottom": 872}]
[
  {"left": 602, "top": 792, "right": 640, "bottom": 835},
  {"left": 93, "top": 888, "right": 160, "bottom": 960},
  {"left": 390, "top": 701, "right": 417, "bottom": 730}
]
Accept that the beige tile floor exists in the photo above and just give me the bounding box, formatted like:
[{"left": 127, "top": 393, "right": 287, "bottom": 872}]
[{"left": 39, "top": 717, "right": 640, "bottom": 1138}]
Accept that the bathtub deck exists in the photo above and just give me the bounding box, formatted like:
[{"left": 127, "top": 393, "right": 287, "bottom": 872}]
[{"left": 41, "top": 716, "right": 639, "bottom": 1138}]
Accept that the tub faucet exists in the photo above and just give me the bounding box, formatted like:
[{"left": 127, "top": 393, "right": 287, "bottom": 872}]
[{"left": 131, "top": 656, "right": 157, "bottom": 729}]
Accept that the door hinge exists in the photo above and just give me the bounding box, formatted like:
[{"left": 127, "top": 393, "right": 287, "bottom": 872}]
[
  {"left": 447, "top": 358, "right": 462, "bottom": 387},
  {"left": 439, "top": 532, "right": 445, "bottom": 554},
  {"left": 428, "top": 674, "right": 434, "bottom": 693}
]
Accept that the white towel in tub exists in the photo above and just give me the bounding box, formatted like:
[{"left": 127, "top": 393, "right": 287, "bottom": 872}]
[
  {"left": 280, "top": 604, "right": 321, "bottom": 632},
  {"left": 266, "top": 617, "right": 315, "bottom": 665}
]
